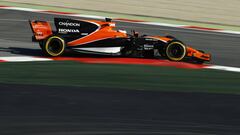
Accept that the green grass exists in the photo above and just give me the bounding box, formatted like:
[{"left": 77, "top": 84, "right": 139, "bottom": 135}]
[{"left": 0, "top": 61, "right": 239, "bottom": 94}]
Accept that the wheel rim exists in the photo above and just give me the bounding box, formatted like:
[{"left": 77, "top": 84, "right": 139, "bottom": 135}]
[
  {"left": 48, "top": 39, "right": 63, "bottom": 54},
  {"left": 45, "top": 36, "right": 65, "bottom": 56},
  {"left": 166, "top": 42, "right": 186, "bottom": 61}
]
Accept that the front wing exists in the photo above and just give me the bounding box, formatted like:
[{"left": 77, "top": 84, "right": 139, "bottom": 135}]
[{"left": 186, "top": 47, "right": 211, "bottom": 61}]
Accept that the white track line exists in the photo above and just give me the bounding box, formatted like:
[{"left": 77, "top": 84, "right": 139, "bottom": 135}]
[
  {"left": 1, "top": 7, "right": 44, "bottom": 12},
  {"left": 0, "top": 56, "right": 52, "bottom": 62},
  {"left": 70, "top": 14, "right": 106, "bottom": 19},
  {"left": 204, "top": 65, "right": 240, "bottom": 73},
  {"left": 219, "top": 30, "right": 240, "bottom": 35},
  {"left": 139, "top": 22, "right": 187, "bottom": 28}
]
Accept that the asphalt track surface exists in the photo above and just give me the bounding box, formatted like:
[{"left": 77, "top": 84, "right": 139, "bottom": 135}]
[
  {"left": 1, "top": 9, "right": 240, "bottom": 134},
  {"left": 1, "top": 84, "right": 240, "bottom": 135}
]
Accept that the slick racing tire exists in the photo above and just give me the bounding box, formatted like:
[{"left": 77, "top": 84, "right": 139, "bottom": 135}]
[
  {"left": 165, "top": 41, "right": 187, "bottom": 61},
  {"left": 42, "top": 36, "right": 65, "bottom": 57}
]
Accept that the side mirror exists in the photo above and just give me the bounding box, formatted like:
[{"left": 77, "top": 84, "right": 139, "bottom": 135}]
[{"left": 105, "top": 18, "right": 112, "bottom": 22}]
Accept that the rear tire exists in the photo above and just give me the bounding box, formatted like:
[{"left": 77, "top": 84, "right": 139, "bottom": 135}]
[
  {"left": 165, "top": 41, "right": 186, "bottom": 61},
  {"left": 42, "top": 36, "right": 65, "bottom": 57}
]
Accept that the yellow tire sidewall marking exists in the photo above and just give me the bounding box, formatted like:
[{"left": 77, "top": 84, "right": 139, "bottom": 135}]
[
  {"left": 166, "top": 42, "right": 186, "bottom": 61},
  {"left": 45, "top": 36, "right": 65, "bottom": 56}
]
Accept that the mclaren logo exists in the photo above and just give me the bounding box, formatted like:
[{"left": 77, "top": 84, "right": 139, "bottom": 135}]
[
  {"left": 59, "top": 22, "right": 81, "bottom": 27},
  {"left": 59, "top": 29, "right": 80, "bottom": 33}
]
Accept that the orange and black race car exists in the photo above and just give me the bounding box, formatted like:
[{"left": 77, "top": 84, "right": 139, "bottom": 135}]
[{"left": 29, "top": 18, "right": 211, "bottom": 63}]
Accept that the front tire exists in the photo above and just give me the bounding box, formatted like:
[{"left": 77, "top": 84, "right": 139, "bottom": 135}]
[
  {"left": 165, "top": 41, "right": 187, "bottom": 61},
  {"left": 42, "top": 36, "right": 65, "bottom": 57}
]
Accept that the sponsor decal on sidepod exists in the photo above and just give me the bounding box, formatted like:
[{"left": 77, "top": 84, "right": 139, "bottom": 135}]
[
  {"left": 58, "top": 28, "right": 80, "bottom": 33},
  {"left": 58, "top": 22, "right": 81, "bottom": 27}
]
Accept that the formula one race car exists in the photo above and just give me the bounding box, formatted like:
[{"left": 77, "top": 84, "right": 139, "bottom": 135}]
[{"left": 29, "top": 17, "right": 211, "bottom": 63}]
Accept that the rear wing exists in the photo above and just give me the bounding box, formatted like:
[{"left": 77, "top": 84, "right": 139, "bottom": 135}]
[{"left": 29, "top": 20, "right": 53, "bottom": 41}]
